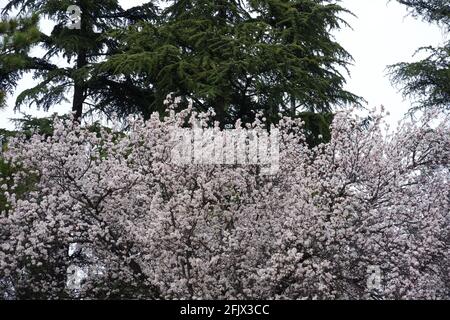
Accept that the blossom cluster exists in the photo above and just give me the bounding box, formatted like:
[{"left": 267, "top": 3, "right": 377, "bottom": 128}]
[{"left": 0, "top": 107, "right": 449, "bottom": 299}]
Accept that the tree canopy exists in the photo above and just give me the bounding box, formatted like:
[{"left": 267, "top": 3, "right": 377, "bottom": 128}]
[
  {"left": 389, "top": 0, "right": 450, "bottom": 111},
  {"left": 0, "top": 0, "right": 159, "bottom": 120},
  {"left": 1, "top": 107, "right": 449, "bottom": 299},
  {"left": 102, "top": 0, "right": 361, "bottom": 126},
  {"left": 1, "top": 0, "right": 362, "bottom": 128}
]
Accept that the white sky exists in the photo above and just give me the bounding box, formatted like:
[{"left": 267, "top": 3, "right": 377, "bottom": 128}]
[{"left": 0, "top": 0, "right": 446, "bottom": 130}]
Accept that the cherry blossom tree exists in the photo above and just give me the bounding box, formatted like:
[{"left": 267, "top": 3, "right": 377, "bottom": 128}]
[{"left": 0, "top": 103, "right": 449, "bottom": 299}]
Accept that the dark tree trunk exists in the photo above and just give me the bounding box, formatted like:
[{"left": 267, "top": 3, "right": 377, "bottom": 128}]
[
  {"left": 72, "top": 71, "right": 85, "bottom": 122},
  {"left": 214, "top": 97, "right": 227, "bottom": 128},
  {"left": 72, "top": 8, "right": 88, "bottom": 123}
]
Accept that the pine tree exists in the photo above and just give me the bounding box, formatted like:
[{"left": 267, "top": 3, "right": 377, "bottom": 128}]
[
  {"left": 0, "top": 0, "right": 158, "bottom": 121},
  {"left": 101, "top": 0, "right": 361, "bottom": 127},
  {"left": 389, "top": 0, "right": 450, "bottom": 111}
]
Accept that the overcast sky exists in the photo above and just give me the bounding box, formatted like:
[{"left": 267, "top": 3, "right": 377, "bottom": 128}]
[{"left": 0, "top": 0, "right": 446, "bottom": 130}]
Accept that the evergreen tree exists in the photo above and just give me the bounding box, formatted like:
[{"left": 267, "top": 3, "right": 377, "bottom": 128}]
[
  {"left": 0, "top": 0, "right": 158, "bottom": 121},
  {"left": 389, "top": 0, "right": 450, "bottom": 111},
  {"left": 101, "top": 0, "right": 361, "bottom": 127}
]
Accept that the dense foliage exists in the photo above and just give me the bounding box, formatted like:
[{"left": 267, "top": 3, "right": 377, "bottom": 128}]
[
  {"left": 389, "top": 0, "right": 450, "bottom": 111},
  {"left": 1, "top": 0, "right": 360, "bottom": 133},
  {"left": 102, "top": 0, "right": 361, "bottom": 126},
  {"left": 0, "top": 103, "right": 448, "bottom": 299},
  {"left": 0, "top": 0, "right": 158, "bottom": 119}
]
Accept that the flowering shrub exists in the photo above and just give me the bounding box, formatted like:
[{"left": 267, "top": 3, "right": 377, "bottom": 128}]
[{"left": 0, "top": 107, "right": 449, "bottom": 299}]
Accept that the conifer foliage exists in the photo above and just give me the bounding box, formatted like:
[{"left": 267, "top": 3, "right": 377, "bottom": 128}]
[
  {"left": 103, "top": 0, "right": 361, "bottom": 126},
  {"left": 1, "top": 0, "right": 360, "bottom": 127},
  {"left": 389, "top": 0, "right": 450, "bottom": 111},
  {"left": 0, "top": 0, "right": 158, "bottom": 120}
]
